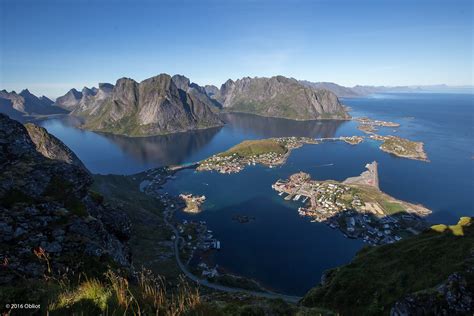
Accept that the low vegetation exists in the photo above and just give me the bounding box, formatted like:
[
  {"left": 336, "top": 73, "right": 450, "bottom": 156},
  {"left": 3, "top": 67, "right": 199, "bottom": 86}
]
[
  {"left": 220, "top": 139, "right": 287, "bottom": 157},
  {"left": 301, "top": 217, "right": 473, "bottom": 315}
]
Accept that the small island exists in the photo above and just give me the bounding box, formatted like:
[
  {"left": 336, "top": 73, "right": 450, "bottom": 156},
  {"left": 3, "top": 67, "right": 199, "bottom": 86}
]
[
  {"left": 197, "top": 137, "right": 318, "bottom": 174},
  {"left": 179, "top": 193, "right": 206, "bottom": 213},
  {"left": 355, "top": 117, "right": 400, "bottom": 135},
  {"left": 357, "top": 124, "right": 378, "bottom": 134},
  {"left": 369, "top": 135, "right": 429, "bottom": 161},
  {"left": 272, "top": 162, "right": 431, "bottom": 244},
  {"left": 340, "top": 136, "right": 364, "bottom": 145}
]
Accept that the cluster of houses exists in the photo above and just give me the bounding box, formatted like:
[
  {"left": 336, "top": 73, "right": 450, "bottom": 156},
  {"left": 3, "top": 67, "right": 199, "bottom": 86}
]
[
  {"left": 197, "top": 150, "right": 286, "bottom": 174},
  {"left": 340, "top": 136, "right": 364, "bottom": 145},
  {"left": 272, "top": 172, "right": 425, "bottom": 245},
  {"left": 356, "top": 117, "right": 400, "bottom": 127},
  {"left": 197, "top": 137, "right": 319, "bottom": 174}
]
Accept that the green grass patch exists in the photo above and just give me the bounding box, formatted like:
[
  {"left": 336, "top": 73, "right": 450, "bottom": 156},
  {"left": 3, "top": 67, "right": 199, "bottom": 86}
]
[
  {"left": 220, "top": 139, "right": 287, "bottom": 158},
  {"left": 381, "top": 201, "right": 406, "bottom": 215}
]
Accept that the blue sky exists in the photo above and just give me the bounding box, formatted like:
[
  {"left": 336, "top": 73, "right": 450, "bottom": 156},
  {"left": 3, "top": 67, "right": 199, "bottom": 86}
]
[{"left": 1, "top": 0, "right": 472, "bottom": 97}]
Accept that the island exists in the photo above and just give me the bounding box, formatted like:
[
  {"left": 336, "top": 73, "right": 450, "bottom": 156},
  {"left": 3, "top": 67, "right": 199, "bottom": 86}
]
[
  {"left": 355, "top": 117, "right": 400, "bottom": 134},
  {"left": 179, "top": 193, "right": 206, "bottom": 213},
  {"left": 369, "top": 134, "right": 429, "bottom": 161},
  {"left": 272, "top": 162, "right": 431, "bottom": 244},
  {"left": 340, "top": 135, "right": 364, "bottom": 145},
  {"left": 197, "top": 137, "right": 318, "bottom": 174},
  {"left": 357, "top": 124, "right": 378, "bottom": 134}
]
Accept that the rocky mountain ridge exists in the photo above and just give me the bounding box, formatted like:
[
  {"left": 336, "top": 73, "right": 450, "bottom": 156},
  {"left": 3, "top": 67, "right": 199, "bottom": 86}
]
[
  {"left": 0, "top": 89, "right": 67, "bottom": 121},
  {"left": 56, "top": 74, "right": 223, "bottom": 136},
  {"left": 208, "top": 76, "right": 349, "bottom": 120},
  {"left": 0, "top": 114, "right": 132, "bottom": 284}
]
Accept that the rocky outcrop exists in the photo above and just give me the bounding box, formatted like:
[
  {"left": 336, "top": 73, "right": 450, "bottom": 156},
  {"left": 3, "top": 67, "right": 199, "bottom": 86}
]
[
  {"left": 24, "top": 123, "right": 88, "bottom": 171},
  {"left": 210, "top": 76, "right": 350, "bottom": 120},
  {"left": 391, "top": 273, "right": 474, "bottom": 316},
  {"left": 172, "top": 75, "right": 222, "bottom": 112},
  {"left": 55, "top": 88, "right": 83, "bottom": 110},
  {"left": 0, "top": 89, "right": 67, "bottom": 120},
  {"left": 0, "top": 114, "right": 131, "bottom": 284},
  {"left": 72, "top": 74, "right": 223, "bottom": 136}
]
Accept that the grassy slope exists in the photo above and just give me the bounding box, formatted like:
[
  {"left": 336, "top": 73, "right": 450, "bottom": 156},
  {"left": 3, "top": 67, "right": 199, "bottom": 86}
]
[
  {"left": 220, "top": 139, "right": 288, "bottom": 157},
  {"left": 92, "top": 174, "right": 181, "bottom": 280},
  {"left": 301, "top": 217, "right": 473, "bottom": 315}
]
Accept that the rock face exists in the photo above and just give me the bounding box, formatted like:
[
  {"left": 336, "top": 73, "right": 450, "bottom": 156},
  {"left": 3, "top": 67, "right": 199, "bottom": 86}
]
[
  {"left": 0, "top": 89, "right": 67, "bottom": 120},
  {"left": 171, "top": 75, "right": 222, "bottom": 112},
  {"left": 0, "top": 114, "right": 131, "bottom": 284},
  {"left": 209, "top": 76, "right": 350, "bottom": 120},
  {"left": 68, "top": 74, "right": 223, "bottom": 136},
  {"left": 391, "top": 273, "right": 474, "bottom": 316},
  {"left": 55, "top": 88, "right": 83, "bottom": 110},
  {"left": 24, "top": 123, "right": 88, "bottom": 171}
]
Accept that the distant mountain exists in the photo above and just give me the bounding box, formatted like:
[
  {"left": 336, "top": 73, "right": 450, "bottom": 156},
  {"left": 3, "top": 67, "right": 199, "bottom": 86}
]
[
  {"left": 300, "top": 81, "right": 361, "bottom": 98},
  {"left": 300, "top": 81, "right": 474, "bottom": 98},
  {"left": 66, "top": 74, "right": 223, "bottom": 137},
  {"left": 208, "top": 76, "right": 350, "bottom": 120},
  {"left": 0, "top": 89, "right": 68, "bottom": 121}
]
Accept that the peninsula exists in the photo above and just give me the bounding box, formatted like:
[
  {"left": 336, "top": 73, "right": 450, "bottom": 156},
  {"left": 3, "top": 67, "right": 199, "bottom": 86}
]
[{"left": 272, "top": 162, "right": 431, "bottom": 244}]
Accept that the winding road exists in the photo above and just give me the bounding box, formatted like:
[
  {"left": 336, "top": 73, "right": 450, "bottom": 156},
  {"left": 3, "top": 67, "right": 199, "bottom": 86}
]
[{"left": 163, "top": 212, "right": 302, "bottom": 303}]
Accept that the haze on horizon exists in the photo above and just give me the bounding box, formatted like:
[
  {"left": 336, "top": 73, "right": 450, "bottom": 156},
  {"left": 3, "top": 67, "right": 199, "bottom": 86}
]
[{"left": 0, "top": 0, "right": 473, "bottom": 98}]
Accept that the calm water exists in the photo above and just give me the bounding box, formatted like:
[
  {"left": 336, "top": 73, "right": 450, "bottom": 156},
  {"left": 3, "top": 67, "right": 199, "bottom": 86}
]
[{"left": 40, "top": 93, "right": 474, "bottom": 295}]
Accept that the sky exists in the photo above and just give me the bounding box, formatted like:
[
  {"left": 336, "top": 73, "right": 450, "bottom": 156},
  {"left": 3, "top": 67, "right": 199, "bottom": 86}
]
[{"left": 0, "top": 0, "right": 473, "bottom": 98}]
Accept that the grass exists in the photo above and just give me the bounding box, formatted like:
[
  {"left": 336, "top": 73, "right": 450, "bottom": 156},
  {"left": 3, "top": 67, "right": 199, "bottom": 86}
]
[
  {"left": 380, "top": 201, "right": 406, "bottom": 215},
  {"left": 46, "top": 269, "right": 202, "bottom": 315},
  {"left": 220, "top": 139, "right": 287, "bottom": 158},
  {"left": 431, "top": 217, "right": 471, "bottom": 236},
  {"left": 92, "top": 173, "right": 181, "bottom": 280},
  {"left": 301, "top": 216, "right": 473, "bottom": 315}
]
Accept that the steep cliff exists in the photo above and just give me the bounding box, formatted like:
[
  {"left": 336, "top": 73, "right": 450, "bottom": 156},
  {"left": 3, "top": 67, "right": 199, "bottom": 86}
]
[
  {"left": 0, "top": 114, "right": 131, "bottom": 284},
  {"left": 72, "top": 74, "right": 223, "bottom": 136},
  {"left": 210, "top": 76, "right": 350, "bottom": 120}
]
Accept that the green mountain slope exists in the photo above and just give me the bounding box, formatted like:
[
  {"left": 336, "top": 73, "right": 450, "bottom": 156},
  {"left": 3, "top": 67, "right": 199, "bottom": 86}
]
[{"left": 301, "top": 217, "right": 474, "bottom": 315}]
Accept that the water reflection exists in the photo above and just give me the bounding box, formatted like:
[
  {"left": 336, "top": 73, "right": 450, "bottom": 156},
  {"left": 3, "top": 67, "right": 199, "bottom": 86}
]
[
  {"left": 221, "top": 113, "right": 345, "bottom": 138},
  {"left": 100, "top": 126, "right": 222, "bottom": 166},
  {"left": 39, "top": 113, "right": 347, "bottom": 174}
]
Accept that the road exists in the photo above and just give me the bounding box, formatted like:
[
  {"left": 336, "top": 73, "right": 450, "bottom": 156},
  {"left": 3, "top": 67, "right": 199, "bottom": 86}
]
[{"left": 163, "top": 212, "right": 302, "bottom": 303}]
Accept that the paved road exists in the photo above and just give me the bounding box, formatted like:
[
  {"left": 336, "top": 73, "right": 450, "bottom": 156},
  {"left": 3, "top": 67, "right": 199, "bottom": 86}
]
[{"left": 163, "top": 213, "right": 302, "bottom": 303}]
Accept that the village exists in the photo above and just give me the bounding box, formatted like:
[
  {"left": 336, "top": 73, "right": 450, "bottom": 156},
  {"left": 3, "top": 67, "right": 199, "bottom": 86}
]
[
  {"left": 196, "top": 136, "right": 319, "bottom": 174},
  {"left": 196, "top": 136, "right": 369, "bottom": 174},
  {"left": 272, "top": 163, "right": 430, "bottom": 245},
  {"left": 136, "top": 167, "right": 223, "bottom": 278}
]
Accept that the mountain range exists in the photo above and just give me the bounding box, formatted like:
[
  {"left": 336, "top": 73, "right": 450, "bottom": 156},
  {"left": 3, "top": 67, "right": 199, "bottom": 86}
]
[
  {"left": 0, "top": 89, "right": 67, "bottom": 121},
  {"left": 4, "top": 74, "right": 470, "bottom": 137},
  {"left": 51, "top": 74, "right": 349, "bottom": 136},
  {"left": 204, "top": 76, "right": 349, "bottom": 120},
  {"left": 300, "top": 81, "right": 474, "bottom": 98}
]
